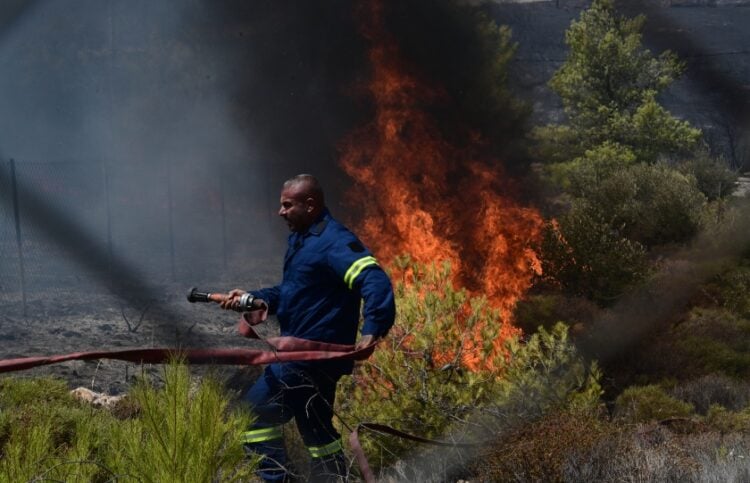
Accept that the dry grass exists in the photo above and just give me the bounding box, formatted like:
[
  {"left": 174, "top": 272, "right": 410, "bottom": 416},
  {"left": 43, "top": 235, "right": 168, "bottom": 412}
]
[{"left": 474, "top": 410, "right": 750, "bottom": 483}]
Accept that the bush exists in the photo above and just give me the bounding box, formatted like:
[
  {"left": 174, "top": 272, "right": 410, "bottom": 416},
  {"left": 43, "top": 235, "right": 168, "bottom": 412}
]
[
  {"left": 676, "top": 152, "right": 738, "bottom": 201},
  {"left": 0, "top": 362, "right": 257, "bottom": 482},
  {"left": 336, "top": 259, "right": 601, "bottom": 475},
  {"left": 567, "top": 424, "right": 750, "bottom": 482},
  {"left": 539, "top": 208, "right": 650, "bottom": 305},
  {"left": 474, "top": 407, "right": 614, "bottom": 482},
  {"left": 712, "top": 264, "right": 750, "bottom": 318},
  {"left": 545, "top": 141, "right": 637, "bottom": 197},
  {"left": 512, "top": 293, "right": 602, "bottom": 335},
  {"left": 673, "top": 308, "right": 750, "bottom": 379},
  {"left": 705, "top": 405, "right": 750, "bottom": 433},
  {"left": 104, "top": 361, "right": 256, "bottom": 482},
  {"left": 0, "top": 377, "right": 112, "bottom": 482},
  {"left": 614, "top": 385, "right": 695, "bottom": 423},
  {"left": 672, "top": 374, "right": 750, "bottom": 414},
  {"left": 583, "top": 163, "right": 707, "bottom": 248}
]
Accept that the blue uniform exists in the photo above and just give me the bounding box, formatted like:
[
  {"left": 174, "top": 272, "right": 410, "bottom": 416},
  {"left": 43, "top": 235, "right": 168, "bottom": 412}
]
[{"left": 242, "top": 209, "right": 395, "bottom": 482}]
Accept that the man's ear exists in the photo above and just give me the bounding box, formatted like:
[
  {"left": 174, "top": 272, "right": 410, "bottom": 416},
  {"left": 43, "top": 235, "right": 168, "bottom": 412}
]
[{"left": 305, "top": 197, "right": 316, "bottom": 213}]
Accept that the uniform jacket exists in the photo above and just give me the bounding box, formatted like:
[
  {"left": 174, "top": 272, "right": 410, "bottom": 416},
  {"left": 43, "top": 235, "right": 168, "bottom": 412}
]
[{"left": 251, "top": 209, "right": 395, "bottom": 373}]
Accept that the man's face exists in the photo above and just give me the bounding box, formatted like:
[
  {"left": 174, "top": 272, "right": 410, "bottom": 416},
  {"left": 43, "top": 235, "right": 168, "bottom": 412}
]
[{"left": 278, "top": 185, "right": 315, "bottom": 232}]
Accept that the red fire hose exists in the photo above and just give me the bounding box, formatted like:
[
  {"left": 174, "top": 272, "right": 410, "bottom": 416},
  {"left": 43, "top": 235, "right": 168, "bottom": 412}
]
[{"left": 0, "top": 311, "right": 376, "bottom": 373}]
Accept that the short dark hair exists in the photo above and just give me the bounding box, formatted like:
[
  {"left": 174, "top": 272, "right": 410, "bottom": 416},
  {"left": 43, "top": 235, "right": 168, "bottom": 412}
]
[{"left": 283, "top": 174, "right": 325, "bottom": 206}]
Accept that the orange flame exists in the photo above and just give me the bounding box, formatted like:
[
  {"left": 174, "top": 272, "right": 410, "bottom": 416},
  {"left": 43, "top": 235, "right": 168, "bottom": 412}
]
[{"left": 340, "top": 0, "right": 543, "bottom": 370}]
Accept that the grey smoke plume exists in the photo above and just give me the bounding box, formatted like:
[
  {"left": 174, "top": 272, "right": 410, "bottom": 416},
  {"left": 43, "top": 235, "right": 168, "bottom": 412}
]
[{"left": 0, "top": 1, "right": 365, "bottom": 344}]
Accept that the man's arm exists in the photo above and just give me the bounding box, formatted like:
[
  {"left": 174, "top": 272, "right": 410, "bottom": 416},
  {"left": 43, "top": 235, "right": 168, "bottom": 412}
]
[{"left": 353, "top": 267, "right": 396, "bottom": 348}]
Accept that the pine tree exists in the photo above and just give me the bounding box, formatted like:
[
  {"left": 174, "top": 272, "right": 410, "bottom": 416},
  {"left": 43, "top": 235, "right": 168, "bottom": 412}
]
[{"left": 535, "top": 0, "right": 700, "bottom": 165}]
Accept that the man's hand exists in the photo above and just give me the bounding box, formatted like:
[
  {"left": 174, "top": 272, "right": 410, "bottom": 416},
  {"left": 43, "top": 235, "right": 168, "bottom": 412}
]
[
  {"left": 219, "top": 289, "right": 246, "bottom": 311},
  {"left": 355, "top": 334, "right": 379, "bottom": 350}
]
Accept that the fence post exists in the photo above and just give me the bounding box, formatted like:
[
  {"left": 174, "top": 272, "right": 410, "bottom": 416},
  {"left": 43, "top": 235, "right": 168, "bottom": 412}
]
[
  {"left": 167, "top": 159, "right": 176, "bottom": 282},
  {"left": 220, "top": 176, "right": 228, "bottom": 271},
  {"left": 102, "top": 163, "right": 114, "bottom": 290},
  {"left": 9, "top": 159, "right": 27, "bottom": 318}
]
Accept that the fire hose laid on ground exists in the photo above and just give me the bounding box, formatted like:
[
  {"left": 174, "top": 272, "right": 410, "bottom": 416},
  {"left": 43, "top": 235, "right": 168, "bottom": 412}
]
[{"left": 0, "top": 287, "right": 479, "bottom": 482}]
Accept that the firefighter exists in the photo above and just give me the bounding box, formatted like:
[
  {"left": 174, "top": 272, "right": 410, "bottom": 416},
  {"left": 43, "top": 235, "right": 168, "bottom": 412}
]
[{"left": 220, "top": 174, "right": 396, "bottom": 482}]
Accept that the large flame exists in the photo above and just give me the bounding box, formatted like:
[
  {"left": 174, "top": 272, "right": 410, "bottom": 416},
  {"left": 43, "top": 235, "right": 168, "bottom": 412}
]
[{"left": 340, "top": 0, "right": 543, "bottom": 370}]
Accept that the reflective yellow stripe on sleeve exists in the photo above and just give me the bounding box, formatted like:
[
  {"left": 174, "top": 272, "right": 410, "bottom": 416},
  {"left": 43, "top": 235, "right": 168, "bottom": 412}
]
[
  {"left": 343, "top": 256, "right": 378, "bottom": 289},
  {"left": 307, "top": 438, "right": 343, "bottom": 458},
  {"left": 241, "top": 426, "right": 283, "bottom": 444}
]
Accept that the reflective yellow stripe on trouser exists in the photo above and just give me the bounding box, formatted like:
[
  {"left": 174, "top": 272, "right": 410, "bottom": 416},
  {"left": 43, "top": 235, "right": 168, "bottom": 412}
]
[
  {"left": 307, "top": 438, "right": 343, "bottom": 458},
  {"left": 241, "top": 426, "right": 283, "bottom": 444},
  {"left": 343, "top": 256, "right": 378, "bottom": 289}
]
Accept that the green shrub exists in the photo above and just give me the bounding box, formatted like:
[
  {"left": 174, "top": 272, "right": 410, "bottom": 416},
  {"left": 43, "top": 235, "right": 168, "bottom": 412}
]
[
  {"left": 676, "top": 152, "right": 738, "bottom": 200},
  {"left": 614, "top": 384, "right": 694, "bottom": 423},
  {"left": 540, "top": 160, "right": 709, "bottom": 306},
  {"left": 583, "top": 163, "right": 707, "bottom": 248},
  {"left": 499, "top": 322, "right": 603, "bottom": 417},
  {"left": 705, "top": 404, "right": 750, "bottom": 433},
  {"left": 539, "top": 208, "right": 650, "bottom": 305},
  {"left": 512, "top": 293, "right": 602, "bottom": 335},
  {"left": 0, "top": 362, "right": 257, "bottom": 483},
  {"left": 0, "top": 377, "right": 114, "bottom": 482},
  {"left": 545, "top": 141, "right": 636, "bottom": 197},
  {"left": 104, "top": 361, "right": 257, "bottom": 482},
  {"left": 673, "top": 308, "right": 750, "bottom": 378},
  {"left": 337, "top": 259, "right": 601, "bottom": 473},
  {"left": 713, "top": 265, "right": 750, "bottom": 318}
]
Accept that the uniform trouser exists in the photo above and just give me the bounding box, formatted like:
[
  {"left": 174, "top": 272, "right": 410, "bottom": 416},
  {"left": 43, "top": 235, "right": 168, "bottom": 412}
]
[{"left": 241, "top": 362, "right": 347, "bottom": 482}]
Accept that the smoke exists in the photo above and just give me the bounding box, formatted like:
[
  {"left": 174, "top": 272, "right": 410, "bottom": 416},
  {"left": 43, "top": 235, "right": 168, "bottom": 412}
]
[
  {"left": 0, "top": 1, "right": 367, "bottom": 343},
  {"left": 578, "top": 202, "right": 750, "bottom": 370}
]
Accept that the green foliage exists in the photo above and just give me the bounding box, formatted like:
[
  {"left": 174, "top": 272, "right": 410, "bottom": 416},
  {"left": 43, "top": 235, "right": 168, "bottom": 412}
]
[
  {"left": 676, "top": 151, "right": 739, "bottom": 201},
  {"left": 337, "top": 259, "right": 600, "bottom": 471},
  {"left": 551, "top": 0, "right": 678, "bottom": 115},
  {"left": 0, "top": 363, "right": 257, "bottom": 483},
  {"left": 548, "top": 151, "right": 707, "bottom": 246},
  {"left": 512, "top": 293, "right": 601, "bottom": 335},
  {"left": 105, "top": 361, "right": 257, "bottom": 482},
  {"left": 584, "top": 163, "right": 707, "bottom": 247},
  {"left": 500, "top": 322, "right": 603, "bottom": 416},
  {"left": 337, "top": 258, "right": 504, "bottom": 466},
  {"left": 705, "top": 404, "right": 750, "bottom": 433},
  {"left": 614, "top": 384, "right": 694, "bottom": 423},
  {"left": 711, "top": 264, "right": 750, "bottom": 318},
  {"left": 539, "top": 209, "right": 650, "bottom": 304},
  {"left": 535, "top": 0, "right": 700, "bottom": 164},
  {"left": 533, "top": 0, "right": 709, "bottom": 306},
  {"left": 546, "top": 141, "right": 637, "bottom": 196},
  {"left": 673, "top": 308, "right": 750, "bottom": 379},
  {"left": 540, "top": 161, "right": 708, "bottom": 304},
  {"left": 0, "top": 377, "right": 112, "bottom": 482}
]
